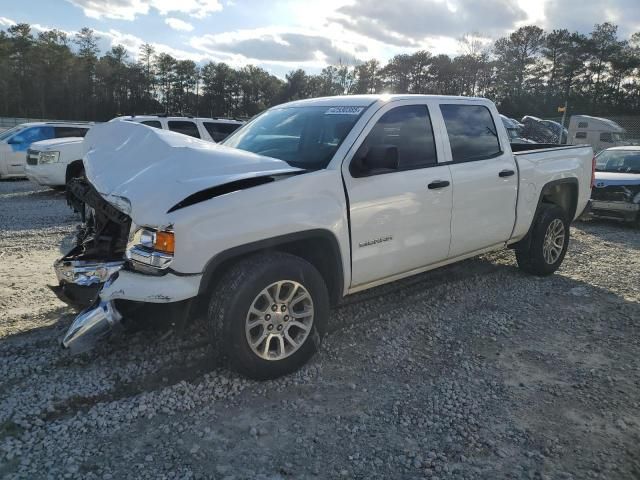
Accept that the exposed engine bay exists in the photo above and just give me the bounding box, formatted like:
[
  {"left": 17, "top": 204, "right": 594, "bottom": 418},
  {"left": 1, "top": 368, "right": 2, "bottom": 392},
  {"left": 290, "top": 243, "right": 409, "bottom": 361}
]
[{"left": 52, "top": 178, "right": 131, "bottom": 308}]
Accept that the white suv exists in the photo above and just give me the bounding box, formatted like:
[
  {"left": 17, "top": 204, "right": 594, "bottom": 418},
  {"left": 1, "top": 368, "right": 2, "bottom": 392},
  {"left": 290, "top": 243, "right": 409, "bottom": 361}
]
[
  {"left": 0, "top": 122, "right": 91, "bottom": 179},
  {"left": 25, "top": 116, "right": 243, "bottom": 189},
  {"left": 115, "top": 115, "right": 244, "bottom": 142}
]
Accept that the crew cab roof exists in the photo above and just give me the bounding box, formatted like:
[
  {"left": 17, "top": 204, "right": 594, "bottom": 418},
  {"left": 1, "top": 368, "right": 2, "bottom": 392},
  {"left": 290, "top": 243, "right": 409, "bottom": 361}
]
[{"left": 280, "top": 94, "right": 489, "bottom": 109}]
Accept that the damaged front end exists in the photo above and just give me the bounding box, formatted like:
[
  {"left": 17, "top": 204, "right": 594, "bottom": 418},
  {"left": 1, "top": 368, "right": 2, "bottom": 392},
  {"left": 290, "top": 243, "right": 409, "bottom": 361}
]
[{"left": 53, "top": 178, "right": 132, "bottom": 351}]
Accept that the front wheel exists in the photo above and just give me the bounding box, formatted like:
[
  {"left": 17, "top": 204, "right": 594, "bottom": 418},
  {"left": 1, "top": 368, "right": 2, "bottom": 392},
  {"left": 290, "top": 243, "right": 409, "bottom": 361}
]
[
  {"left": 208, "top": 252, "right": 329, "bottom": 380},
  {"left": 516, "top": 204, "right": 570, "bottom": 276}
]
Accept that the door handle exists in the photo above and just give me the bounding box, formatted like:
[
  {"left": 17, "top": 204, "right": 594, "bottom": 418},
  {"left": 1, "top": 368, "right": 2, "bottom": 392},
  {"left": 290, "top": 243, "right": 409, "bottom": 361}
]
[
  {"left": 428, "top": 180, "right": 450, "bottom": 189},
  {"left": 499, "top": 169, "right": 515, "bottom": 178}
]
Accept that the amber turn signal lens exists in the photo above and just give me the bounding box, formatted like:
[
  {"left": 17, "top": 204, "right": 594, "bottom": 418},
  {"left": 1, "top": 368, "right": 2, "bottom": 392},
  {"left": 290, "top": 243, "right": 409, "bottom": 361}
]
[{"left": 154, "top": 231, "right": 175, "bottom": 254}]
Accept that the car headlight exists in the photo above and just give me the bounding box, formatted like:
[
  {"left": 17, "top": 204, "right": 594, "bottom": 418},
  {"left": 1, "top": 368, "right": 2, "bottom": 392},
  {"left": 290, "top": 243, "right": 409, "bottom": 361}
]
[
  {"left": 634, "top": 192, "right": 640, "bottom": 204},
  {"left": 38, "top": 151, "right": 60, "bottom": 164},
  {"left": 127, "top": 227, "right": 175, "bottom": 271}
]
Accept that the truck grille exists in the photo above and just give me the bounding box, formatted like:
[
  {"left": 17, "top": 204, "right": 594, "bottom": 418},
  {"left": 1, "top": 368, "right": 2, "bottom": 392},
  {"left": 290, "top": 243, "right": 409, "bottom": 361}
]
[
  {"left": 26, "top": 149, "right": 39, "bottom": 166},
  {"left": 591, "top": 185, "right": 640, "bottom": 202}
]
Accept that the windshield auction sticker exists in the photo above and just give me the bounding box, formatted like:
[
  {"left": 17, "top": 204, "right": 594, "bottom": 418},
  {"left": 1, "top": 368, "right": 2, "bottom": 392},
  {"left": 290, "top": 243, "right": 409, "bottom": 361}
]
[{"left": 325, "top": 106, "right": 365, "bottom": 115}]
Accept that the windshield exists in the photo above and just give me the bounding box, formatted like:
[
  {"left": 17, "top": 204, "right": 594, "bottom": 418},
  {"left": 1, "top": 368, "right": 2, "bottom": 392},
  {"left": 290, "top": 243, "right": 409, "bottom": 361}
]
[
  {"left": 221, "top": 106, "right": 366, "bottom": 169},
  {"left": 595, "top": 150, "right": 640, "bottom": 174},
  {"left": 0, "top": 125, "right": 27, "bottom": 142}
]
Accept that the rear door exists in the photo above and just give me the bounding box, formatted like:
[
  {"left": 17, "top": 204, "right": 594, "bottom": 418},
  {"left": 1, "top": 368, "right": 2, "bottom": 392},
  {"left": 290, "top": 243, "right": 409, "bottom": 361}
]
[
  {"left": 342, "top": 100, "right": 453, "bottom": 287},
  {"left": 437, "top": 102, "right": 518, "bottom": 257}
]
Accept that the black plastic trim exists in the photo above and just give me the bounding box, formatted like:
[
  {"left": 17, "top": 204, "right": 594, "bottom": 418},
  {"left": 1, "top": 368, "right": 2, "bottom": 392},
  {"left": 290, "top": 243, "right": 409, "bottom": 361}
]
[
  {"left": 510, "top": 177, "right": 579, "bottom": 250},
  {"left": 198, "top": 229, "right": 345, "bottom": 303}
]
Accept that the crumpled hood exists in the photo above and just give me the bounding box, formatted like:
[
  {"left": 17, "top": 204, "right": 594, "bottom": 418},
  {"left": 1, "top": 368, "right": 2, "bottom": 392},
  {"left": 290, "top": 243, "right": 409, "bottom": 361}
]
[
  {"left": 31, "top": 137, "right": 84, "bottom": 151},
  {"left": 82, "top": 121, "right": 300, "bottom": 225},
  {"left": 594, "top": 171, "right": 640, "bottom": 186}
]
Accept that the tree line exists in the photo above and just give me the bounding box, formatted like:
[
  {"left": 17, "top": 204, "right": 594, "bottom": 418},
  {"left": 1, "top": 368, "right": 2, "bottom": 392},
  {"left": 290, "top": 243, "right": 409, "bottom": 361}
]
[{"left": 0, "top": 22, "right": 639, "bottom": 122}]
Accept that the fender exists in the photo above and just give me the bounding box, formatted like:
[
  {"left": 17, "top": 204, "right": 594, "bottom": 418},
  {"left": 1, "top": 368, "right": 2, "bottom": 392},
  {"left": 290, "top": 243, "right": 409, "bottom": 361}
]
[
  {"left": 198, "top": 229, "right": 345, "bottom": 305},
  {"left": 511, "top": 177, "right": 578, "bottom": 250}
]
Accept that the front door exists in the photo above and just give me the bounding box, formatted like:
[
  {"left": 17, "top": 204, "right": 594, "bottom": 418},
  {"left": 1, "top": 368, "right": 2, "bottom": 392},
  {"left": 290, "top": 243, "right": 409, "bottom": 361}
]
[
  {"left": 437, "top": 102, "right": 518, "bottom": 257},
  {"left": 342, "top": 102, "right": 453, "bottom": 287}
]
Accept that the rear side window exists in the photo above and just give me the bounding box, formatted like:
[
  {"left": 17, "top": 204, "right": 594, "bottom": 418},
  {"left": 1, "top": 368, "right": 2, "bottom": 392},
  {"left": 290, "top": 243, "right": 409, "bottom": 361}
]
[
  {"left": 203, "top": 122, "right": 241, "bottom": 142},
  {"left": 168, "top": 121, "right": 200, "bottom": 138},
  {"left": 578, "top": 121, "right": 588, "bottom": 129},
  {"left": 575, "top": 132, "right": 587, "bottom": 139},
  {"left": 55, "top": 127, "right": 89, "bottom": 138},
  {"left": 440, "top": 104, "right": 501, "bottom": 162},
  {"left": 12, "top": 126, "right": 55, "bottom": 144},
  {"left": 360, "top": 105, "right": 437, "bottom": 170},
  {"left": 141, "top": 120, "right": 162, "bottom": 129}
]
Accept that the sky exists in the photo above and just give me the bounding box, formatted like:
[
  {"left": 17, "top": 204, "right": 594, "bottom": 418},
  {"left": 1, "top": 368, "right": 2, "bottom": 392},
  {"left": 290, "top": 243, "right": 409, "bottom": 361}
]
[{"left": 0, "top": 0, "right": 639, "bottom": 77}]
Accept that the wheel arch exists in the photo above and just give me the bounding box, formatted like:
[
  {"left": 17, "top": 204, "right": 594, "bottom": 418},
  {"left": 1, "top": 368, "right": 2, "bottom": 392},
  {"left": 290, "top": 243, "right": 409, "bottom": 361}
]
[
  {"left": 198, "top": 229, "right": 345, "bottom": 306},
  {"left": 511, "top": 177, "right": 578, "bottom": 251},
  {"left": 65, "top": 159, "right": 84, "bottom": 184}
]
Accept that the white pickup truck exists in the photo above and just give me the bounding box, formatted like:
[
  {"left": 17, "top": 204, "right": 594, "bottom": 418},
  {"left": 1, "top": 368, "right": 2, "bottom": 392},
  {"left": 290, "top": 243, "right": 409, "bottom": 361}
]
[{"left": 53, "top": 95, "right": 593, "bottom": 379}]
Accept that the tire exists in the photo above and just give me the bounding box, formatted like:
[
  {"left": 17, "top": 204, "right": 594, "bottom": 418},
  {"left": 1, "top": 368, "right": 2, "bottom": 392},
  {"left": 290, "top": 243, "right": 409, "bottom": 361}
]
[
  {"left": 516, "top": 204, "right": 570, "bottom": 276},
  {"left": 208, "top": 252, "right": 329, "bottom": 380}
]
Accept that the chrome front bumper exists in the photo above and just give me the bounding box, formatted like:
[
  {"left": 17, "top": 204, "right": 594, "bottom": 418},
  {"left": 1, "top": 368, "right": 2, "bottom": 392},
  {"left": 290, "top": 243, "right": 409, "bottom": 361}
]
[
  {"left": 54, "top": 258, "right": 125, "bottom": 286},
  {"left": 61, "top": 300, "right": 122, "bottom": 353}
]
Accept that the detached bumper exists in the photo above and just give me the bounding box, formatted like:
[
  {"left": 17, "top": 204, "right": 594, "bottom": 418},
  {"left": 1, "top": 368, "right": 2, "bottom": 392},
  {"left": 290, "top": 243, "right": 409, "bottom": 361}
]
[
  {"left": 53, "top": 257, "right": 125, "bottom": 308},
  {"left": 590, "top": 200, "right": 639, "bottom": 222},
  {"left": 57, "top": 260, "right": 202, "bottom": 352}
]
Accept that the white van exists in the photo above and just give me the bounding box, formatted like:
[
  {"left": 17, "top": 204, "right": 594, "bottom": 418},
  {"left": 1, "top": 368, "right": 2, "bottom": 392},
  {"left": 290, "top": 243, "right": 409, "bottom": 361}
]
[
  {"left": 568, "top": 115, "right": 628, "bottom": 153},
  {"left": 0, "top": 122, "right": 91, "bottom": 179}
]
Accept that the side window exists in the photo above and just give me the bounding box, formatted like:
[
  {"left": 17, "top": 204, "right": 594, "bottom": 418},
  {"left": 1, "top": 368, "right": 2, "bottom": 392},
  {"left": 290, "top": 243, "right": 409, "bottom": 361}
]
[
  {"left": 11, "top": 126, "right": 55, "bottom": 145},
  {"left": 55, "top": 127, "right": 89, "bottom": 138},
  {"left": 575, "top": 132, "right": 587, "bottom": 139},
  {"left": 578, "top": 121, "right": 588, "bottom": 129},
  {"left": 355, "top": 105, "right": 437, "bottom": 174},
  {"left": 599, "top": 132, "right": 613, "bottom": 143},
  {"left": 141, "top": 120, "right": 162, "bottom": 129},
  {"left": 168, "top": 120, "right": 200, "bottom": 138},
  {"left": 203, "top": 122, "right": 241, "bottom": 142},
  {"left": 440, "top": 104, "right": 501, "bottom": 162}
]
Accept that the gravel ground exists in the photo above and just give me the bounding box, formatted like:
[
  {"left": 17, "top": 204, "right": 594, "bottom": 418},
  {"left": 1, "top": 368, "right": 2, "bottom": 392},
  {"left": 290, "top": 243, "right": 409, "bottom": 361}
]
[{"left": 1, "top": 179, "right": 639, "bottom": 480}]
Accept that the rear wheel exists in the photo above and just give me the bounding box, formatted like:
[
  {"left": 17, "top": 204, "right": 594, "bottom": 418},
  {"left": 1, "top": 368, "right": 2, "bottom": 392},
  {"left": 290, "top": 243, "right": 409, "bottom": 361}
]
[
  {"left": 516, "top": 204, "right": 570, "bottom": 276},
  {"left": 208, "top": 252, "right": 329, "bottom": 379}
]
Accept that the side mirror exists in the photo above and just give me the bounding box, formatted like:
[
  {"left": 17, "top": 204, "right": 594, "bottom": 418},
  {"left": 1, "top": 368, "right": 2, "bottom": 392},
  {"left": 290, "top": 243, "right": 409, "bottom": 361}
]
[{"left": 8, "top": 136, "right": 23, "bottom": 145}]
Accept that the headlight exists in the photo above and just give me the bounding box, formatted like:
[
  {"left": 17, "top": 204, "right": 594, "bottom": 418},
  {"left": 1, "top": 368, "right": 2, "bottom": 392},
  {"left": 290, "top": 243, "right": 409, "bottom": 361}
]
[
  {"left": 127, "top": 227, "right": 175, "bottom": 271},
  {"left": 130, "top": 228, "right": 175, "bottom": 254},
  {"left": 634, "top": 192, "right": 640, "bottom": 204},
  {"left": 104, "top": 194, "right": 132, "bottom": 215},
  {"left": 38, "top": 151, "right": 60, "bottom": 164}
]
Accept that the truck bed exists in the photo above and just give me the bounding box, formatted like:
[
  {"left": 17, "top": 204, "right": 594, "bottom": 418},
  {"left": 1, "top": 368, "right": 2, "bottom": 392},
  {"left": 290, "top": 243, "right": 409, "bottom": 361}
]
[{"left": 511, "top": 143, "right": 589, "bottom": 154}]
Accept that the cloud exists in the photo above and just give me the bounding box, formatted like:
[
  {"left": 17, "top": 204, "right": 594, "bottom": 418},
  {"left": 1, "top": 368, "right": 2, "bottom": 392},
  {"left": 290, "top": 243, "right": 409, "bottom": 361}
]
[
  {"left": 98, "top": 28, "right": 211, "bottom": 62},
  {"left": 542, "top": 0, "right": 640, "bottom": 38},
  {"left": 191, "top": 28, "right": 363, "bottom": 65},
  {"left": 165, "top": 17, "right": 194, "bottom": 32},
  {"left": 333, "top": 0, "right": 527, "bottom": 45},
  {"left": 0, "top": 16, "right": 16, "bottom": 27},
  {"left": 65, "top": 0, "right": 222, "bottom": 21}
]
